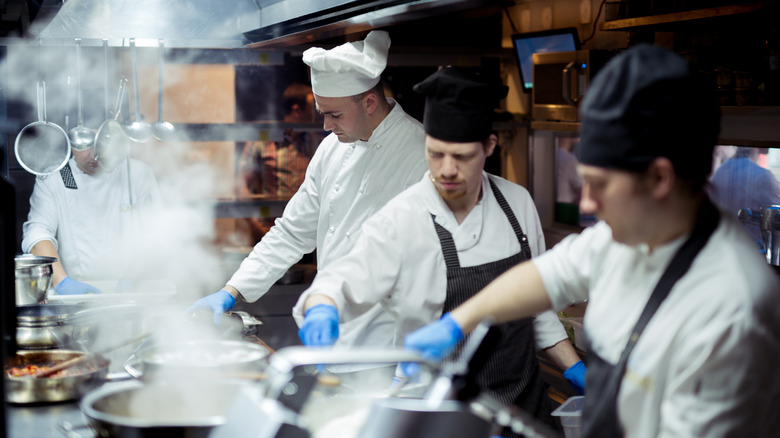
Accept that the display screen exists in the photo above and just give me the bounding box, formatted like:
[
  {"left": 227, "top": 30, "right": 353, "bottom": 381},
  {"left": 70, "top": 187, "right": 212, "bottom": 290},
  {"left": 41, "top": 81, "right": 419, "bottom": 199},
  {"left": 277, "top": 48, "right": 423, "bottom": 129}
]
[{"left": 512, "top": 28, "right": 580, "bottom": 92}]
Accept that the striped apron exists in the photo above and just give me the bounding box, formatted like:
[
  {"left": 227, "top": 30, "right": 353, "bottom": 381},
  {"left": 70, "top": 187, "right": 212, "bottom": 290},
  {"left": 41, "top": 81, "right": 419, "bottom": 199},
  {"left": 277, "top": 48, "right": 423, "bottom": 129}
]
[{"left": 433, "top": 178, "right": 553, "bottom": 437}]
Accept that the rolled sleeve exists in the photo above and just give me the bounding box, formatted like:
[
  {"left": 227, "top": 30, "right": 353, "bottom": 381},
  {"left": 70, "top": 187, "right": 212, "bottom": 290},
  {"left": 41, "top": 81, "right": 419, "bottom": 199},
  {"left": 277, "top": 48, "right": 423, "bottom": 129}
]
[{"left": 21, "top": 179, "right": 59, "bottom": 253}]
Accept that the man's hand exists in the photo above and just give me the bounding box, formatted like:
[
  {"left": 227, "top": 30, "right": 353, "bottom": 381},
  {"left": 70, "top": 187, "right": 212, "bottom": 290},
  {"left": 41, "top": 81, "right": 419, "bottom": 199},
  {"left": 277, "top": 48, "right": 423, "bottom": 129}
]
[
  {"left": 54, "top": 277, "right": 102, "bottom": 295},
  {"left": 184, "top": 289, "right": 236, "bottom": 325},
  {"left": 298, "top": 304, "right": 339, "bottom": 347},
  {"left": 401, "top": 313, "right": 464, "bottom": 377},
  {"left": 563, "top": 360, "right": 586, "bottom": 395}
]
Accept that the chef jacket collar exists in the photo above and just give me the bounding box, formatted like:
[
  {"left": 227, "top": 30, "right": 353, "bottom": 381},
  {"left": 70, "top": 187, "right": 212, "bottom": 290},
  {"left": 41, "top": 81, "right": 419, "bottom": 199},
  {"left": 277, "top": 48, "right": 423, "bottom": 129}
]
[
  {"left": 425, "top": 171, "right": 492, "bottom": 252},
  {"left": 349, "top": 98, "right": 399, "bottom": 147}
]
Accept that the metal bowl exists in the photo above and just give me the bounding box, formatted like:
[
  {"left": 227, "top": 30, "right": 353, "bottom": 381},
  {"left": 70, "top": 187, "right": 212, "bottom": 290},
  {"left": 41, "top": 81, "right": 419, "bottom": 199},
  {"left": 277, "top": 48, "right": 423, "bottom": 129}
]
[{"left": 15, "top": 255, "right": 57, "bottom": 305}]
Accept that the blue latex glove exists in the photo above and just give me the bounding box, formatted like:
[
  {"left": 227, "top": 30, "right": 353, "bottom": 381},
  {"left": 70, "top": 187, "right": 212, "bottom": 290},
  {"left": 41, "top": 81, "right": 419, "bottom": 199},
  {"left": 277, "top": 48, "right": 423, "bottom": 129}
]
[
  {"left": 184, "top": 289, "right": 236, "bottom": 325},
  {"left": 298, "top": 304, "right": 339, "bottom": 347},
  {"left": 401, "top": 313, "right": 464, "bottom": 377},
  {"left": 55, "top": 277, "right": 102, "bottom": 295},
  {"left": 563, "top": 360, "right": 586, "bottom": 395}
]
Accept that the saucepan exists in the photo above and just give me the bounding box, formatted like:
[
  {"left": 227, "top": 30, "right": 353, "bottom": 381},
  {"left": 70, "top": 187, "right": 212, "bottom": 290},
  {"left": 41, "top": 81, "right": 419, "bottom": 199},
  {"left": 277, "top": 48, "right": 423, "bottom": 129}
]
[
  {"left": 14, "top": 81, "right": 71, "bottom": 176},
  {"left": 80, "top": 379, "right": 248, "bottom": 438},
  {"left": 4, "top": 349, "right": 109, "bottom": 404},
  {"left": 16, "top": 303, "right": 92, "bottom": 350}
]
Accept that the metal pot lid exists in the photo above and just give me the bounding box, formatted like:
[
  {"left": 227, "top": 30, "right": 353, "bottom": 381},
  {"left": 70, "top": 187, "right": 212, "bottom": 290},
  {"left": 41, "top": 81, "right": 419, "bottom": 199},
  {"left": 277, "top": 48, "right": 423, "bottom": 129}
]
[{"left": 137, "top": 340, "right": 270, "bottom": 367}]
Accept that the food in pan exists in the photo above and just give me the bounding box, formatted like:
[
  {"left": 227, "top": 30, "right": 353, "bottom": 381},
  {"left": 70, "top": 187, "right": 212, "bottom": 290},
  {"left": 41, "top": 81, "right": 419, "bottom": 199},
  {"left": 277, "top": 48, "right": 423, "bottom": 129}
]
[{"left": 6, "top": 358, "right": 101, "bottom": 378}]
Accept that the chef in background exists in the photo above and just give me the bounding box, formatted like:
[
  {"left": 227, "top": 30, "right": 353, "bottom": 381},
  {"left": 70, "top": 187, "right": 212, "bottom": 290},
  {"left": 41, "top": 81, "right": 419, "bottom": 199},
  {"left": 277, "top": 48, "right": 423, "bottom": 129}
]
[
  {"left": 294, "top": 67, "right": 584, "bottom": 434},
  {"left": 22, "top": 144, "right": 161, "bottom": 295},
  {"left": 402, "top": 45, "right": 780, "bottom": 438},
  {"left": 709, "top": 146, "right": 780, "bottom": 247},
  {"left": 187, "top": 31, "right": 428, "bottom": 356}
]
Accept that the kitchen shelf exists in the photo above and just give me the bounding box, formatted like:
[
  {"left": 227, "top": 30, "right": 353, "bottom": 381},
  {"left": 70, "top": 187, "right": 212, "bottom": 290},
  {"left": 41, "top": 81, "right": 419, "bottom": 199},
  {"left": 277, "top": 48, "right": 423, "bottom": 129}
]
[
  {"left": 531, "top": 106, "right": 780, "bottom": 147},
  {"left": 599, "top": 2, "right": 774, "bottom": 31}
]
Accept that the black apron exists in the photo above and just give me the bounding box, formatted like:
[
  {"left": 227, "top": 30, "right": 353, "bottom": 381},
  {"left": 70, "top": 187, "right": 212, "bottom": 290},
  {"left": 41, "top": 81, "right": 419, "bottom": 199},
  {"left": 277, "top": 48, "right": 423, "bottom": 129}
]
[
  {"left": 433, "top": 178, "right": 553, "bottom": 437},
  {"left": 582, "top": 200, "right": 720, "bottom": 438}
]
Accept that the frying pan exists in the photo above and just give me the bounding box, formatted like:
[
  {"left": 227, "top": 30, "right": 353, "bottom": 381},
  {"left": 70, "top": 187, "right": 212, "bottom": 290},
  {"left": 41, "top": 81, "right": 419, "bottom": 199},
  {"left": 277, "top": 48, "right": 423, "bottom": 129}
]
[
  {"left": 4, "top": 349, "right": 109, "bottom": 404},
  {"left": 14, "top": 81, "right": 71, "bottom": 176},
  {"left": 94, "top": 78, "right": 130, "bottom": 173}
]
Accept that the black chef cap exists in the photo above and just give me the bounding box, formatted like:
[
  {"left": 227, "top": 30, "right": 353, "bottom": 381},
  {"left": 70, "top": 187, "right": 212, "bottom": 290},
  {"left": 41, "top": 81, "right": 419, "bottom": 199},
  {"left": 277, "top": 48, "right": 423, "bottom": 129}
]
[
  {"left": 413, "top": 66, "right": 509, "bottom": 143},
  {"left": 576, "top": 44, "right": 720, "bottom": 180}
]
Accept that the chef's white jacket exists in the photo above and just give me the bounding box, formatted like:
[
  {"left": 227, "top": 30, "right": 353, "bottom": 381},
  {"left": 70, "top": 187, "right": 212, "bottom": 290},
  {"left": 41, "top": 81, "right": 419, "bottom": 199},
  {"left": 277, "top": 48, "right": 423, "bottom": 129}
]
[
  {"left": 228, "top": 100, "right": 427, "bottom": 349},
  {"left": 293, "top": 172, "right": 568, "bottom": 351},
  {"left": 535, "top": 215, "right": 780, "bottom": 437},
  {"left": 22, "top": 158, "right": 161, "bottom": 281}
]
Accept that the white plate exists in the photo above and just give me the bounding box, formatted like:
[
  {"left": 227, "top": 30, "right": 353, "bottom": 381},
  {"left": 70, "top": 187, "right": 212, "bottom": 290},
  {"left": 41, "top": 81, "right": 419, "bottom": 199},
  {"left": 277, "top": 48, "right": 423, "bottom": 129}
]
[{"left": 48, "top": 279, "right": 177, "bottom": 304}]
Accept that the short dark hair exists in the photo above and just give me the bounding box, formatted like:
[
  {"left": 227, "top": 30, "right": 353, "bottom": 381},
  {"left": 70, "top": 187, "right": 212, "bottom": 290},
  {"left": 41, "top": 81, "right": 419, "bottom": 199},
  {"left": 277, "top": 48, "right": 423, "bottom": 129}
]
[{"left": 351, "top": 80, "right": 386, "bottom": 103}]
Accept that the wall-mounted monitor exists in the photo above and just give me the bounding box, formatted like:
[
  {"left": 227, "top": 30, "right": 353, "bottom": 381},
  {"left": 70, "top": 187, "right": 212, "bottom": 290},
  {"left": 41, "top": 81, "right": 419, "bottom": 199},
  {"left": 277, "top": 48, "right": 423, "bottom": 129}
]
[{"left": 511, "top": 27, "right": 581, "bottom": 93}]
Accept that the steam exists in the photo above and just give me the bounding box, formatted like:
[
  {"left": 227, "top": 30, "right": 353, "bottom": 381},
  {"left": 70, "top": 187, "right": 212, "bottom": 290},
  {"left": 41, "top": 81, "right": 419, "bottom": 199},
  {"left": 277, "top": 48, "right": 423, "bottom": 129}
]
[{"left": 4, "top": 39, "right": 262, "bottom": 376}]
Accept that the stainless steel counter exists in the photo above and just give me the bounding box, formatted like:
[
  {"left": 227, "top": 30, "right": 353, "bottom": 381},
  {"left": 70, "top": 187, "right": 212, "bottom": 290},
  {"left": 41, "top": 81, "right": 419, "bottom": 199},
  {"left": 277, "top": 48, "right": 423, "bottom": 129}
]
[{"left": 8, "top": 401, "right": 88, "bottom": 438}]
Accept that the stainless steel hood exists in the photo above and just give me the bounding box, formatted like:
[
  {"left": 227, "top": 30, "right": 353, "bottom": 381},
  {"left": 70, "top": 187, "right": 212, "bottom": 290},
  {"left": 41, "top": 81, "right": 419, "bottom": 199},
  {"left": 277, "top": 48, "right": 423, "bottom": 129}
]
[
  {"left": 244, "top": 0, "right": 503, "bottom": 49},
  {"left": 33, "top": 0, "right": 501, "bottom": 49},
  {"left": 37, "top": 0, "right": 262, "bottom": 48}
]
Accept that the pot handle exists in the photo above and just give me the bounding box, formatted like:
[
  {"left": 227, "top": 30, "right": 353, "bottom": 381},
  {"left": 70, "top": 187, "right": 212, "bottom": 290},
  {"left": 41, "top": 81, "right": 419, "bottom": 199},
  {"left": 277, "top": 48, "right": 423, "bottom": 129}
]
[{"left": 122, "top": 353, "right": 143, "bottom": 379}]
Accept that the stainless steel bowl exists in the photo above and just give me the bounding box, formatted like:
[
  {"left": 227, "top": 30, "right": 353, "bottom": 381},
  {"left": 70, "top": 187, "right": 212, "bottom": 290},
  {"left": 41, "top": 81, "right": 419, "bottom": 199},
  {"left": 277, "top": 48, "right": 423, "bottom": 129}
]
[{"left": 15, "top": 255, "right": 57, "bottom": 305}]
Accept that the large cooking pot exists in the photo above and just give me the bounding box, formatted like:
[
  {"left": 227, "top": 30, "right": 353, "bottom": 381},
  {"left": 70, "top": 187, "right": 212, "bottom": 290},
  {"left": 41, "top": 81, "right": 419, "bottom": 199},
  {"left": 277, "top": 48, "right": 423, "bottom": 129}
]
[
  {"left": 5, "top": 349, "right": 109, "bottom": 404},
  {"left": 357, "top": 398, "right": 492, "bottom": 438},
  {"left": 123, "top": 339, "right": 270, "bottom": 381},
  {"left": 16, "top": 303, "right": 92, "bottom": 350},
  {"left": 80, "top": 379, "right": 248, "bottom": 438},
  {"left": 14, "top": 254, "right": 57, "bottom": 305}
]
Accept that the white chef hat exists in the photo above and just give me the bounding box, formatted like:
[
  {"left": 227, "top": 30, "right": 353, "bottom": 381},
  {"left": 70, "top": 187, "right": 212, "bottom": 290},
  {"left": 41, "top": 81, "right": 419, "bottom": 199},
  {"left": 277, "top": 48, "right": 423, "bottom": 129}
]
[{"left": 302, "top": 30, "right": 391, "bottom": 98}]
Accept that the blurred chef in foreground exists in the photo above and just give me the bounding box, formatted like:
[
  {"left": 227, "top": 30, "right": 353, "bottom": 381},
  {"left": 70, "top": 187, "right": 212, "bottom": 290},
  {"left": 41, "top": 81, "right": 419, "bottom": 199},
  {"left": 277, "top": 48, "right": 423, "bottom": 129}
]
[
  {"left": 186, "top": 31, "right": 427, "bottom": 353},
  {"left": 294, "top": 67, "right": 584, "bottom": 433},
  {"left": 22, "top": 143, "right": 161, "bottom": 295},
  {"left": 403, "top": 45, "right": 780, "bottom": 438}
]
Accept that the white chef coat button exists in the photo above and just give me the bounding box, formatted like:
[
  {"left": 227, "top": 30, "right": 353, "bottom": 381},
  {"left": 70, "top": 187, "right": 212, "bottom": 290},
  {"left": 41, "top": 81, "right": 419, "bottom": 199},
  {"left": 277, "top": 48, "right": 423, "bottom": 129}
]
[
  {"left": 473, "top": 234, "right": 477, "bottom": 239},
  {"left": 334, "top": 184, "right": 340, "bottom": 191},
  {"left": 346, "top": 232, "right": 351, "bottom": 238},
  {"left": 329, "top": 226, "right": 335, "bottom": 233},
  {"left": 375, "top": 144, "right": 381, "bottom": 149},
  {"left": 359, "top": 189, "right": 364, "bottom": 194}
]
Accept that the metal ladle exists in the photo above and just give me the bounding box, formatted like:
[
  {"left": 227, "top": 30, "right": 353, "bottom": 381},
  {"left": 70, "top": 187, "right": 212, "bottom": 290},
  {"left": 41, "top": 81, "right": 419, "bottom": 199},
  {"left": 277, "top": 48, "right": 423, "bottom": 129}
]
[
  {"left": 69, "top": 38, "right": 95, "bottom": 150},
  {"left": 124, "top": 38, "right": 152, "bottom": 143},
  {"left": 151, "top": 39, "right": 176, "bottom": 142},
  {"left": 94, "top": 78, "right": 130, "bottom": 173}
]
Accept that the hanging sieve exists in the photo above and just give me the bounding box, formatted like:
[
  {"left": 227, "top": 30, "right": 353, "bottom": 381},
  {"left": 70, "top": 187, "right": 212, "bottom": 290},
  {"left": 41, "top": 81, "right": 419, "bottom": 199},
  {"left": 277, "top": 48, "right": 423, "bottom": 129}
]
[
  {"left": 14, "top": 81, "right": 71, "bottom": 176},
  {"left": 94, "top": 78, "right": 130, "bottom": 173}
]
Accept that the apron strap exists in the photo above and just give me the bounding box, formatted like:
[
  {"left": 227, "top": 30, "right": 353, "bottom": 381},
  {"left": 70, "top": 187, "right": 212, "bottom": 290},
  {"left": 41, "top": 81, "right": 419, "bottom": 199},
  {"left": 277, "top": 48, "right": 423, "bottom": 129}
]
[
  {"left": 582, "top": 199, "right": 721, "bottom": 438},
  {"left": 431, "top": 213, "right": 461, "bottom": 269},
  {"left": 488, "top": 177, "right": 533, "bottom": 260}
]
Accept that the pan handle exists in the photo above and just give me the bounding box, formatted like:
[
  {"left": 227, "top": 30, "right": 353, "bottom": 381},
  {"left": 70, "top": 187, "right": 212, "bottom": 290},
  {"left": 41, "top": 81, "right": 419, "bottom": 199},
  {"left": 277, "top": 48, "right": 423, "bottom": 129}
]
[{"left": 37, "top": 80, "right": 46, "bottom": 122}]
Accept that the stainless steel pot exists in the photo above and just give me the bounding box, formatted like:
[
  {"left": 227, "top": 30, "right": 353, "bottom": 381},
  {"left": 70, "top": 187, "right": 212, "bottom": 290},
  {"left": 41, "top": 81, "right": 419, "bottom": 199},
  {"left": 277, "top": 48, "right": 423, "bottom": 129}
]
[
  {"left": 16, "top": 303, "right": 93, "bottom": 350},
  {"left": 14, "top": 254, "right": 57, "bottom": 305},
  {"left": 80, "top": 379, "right": 248, "bottom": 438},
  {"left": 5, "top": 349, "right": 109, "bottom": 404},
  {"left": 123, "top": 339, "right": 270, "bottom": 381}
]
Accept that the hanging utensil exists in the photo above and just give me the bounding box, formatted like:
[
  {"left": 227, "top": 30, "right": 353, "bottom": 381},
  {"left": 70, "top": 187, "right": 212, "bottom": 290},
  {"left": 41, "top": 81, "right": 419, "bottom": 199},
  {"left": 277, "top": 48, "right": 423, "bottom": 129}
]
[
  {"left": 124, "top": 38, "right": 152, "bottom": 143},
  {"left": 94, "top": 78, "right": 129, "bottom": 173},
  {"left": 68, "top": 38, "right": 96, "bottom": 150},
  {"left": 151, "top": 39, "right": 176, "bottom": 142},
  {"left": 14, "top": 81, "right": 71, "bottom": 176},
  {"left": 103, "top": 39, "right": 110, "bottom": 120}
]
